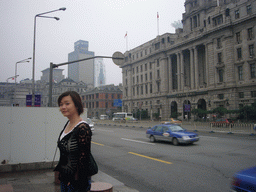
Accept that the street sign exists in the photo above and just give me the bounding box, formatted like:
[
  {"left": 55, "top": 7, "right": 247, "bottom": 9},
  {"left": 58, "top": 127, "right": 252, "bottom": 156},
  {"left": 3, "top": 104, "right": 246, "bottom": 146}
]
[
  {"left": 35, "top": 95, "right": 41, "bottom": 107},
  {"left": 184, "top": 104, "right": 191, "bottom": 112},
  {"left": 114, "top": 99, "right": 122, "bottom": 107},
  {"left": 26, "top": 94, "right": 41, "bottom": 107},
  {"left": 112, "top": 52, "right": 124, "bottom": 66},
  {"left": 26, "top": 95, "right": 32, "bottom": 107}
]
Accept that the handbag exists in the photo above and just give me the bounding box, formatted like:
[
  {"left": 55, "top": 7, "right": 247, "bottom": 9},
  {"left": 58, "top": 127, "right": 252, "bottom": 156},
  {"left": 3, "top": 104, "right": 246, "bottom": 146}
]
[{"left": 88, "top": 152, "right": 98, "bottom": 176}]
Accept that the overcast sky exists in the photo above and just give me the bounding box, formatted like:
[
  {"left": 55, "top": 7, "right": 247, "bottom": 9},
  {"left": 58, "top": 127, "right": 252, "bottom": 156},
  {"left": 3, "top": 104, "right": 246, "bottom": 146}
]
[{"left": 0, "top": 0, "right": 185, "bottom": 85}]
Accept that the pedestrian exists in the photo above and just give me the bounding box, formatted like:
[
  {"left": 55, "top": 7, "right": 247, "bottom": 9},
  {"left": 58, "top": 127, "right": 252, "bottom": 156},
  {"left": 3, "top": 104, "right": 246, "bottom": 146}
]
[{"left": 54, "top": 91, "right": 92, "bottom": 192}]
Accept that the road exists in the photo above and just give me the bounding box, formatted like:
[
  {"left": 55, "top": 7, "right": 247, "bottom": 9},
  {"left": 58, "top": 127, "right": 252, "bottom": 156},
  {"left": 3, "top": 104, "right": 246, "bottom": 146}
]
[{"left": 91, "top": 124, "right": 256, "bottom": 192}]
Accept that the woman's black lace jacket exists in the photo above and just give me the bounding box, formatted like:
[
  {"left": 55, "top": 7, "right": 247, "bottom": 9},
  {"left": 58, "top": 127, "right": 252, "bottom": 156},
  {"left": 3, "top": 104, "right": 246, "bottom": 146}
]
[{"left": 54, "top": 122, "right": 92, "bottom": 184}]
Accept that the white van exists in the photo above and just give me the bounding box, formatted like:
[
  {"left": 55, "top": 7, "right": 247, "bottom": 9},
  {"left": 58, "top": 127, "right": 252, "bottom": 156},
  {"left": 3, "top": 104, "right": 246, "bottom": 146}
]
[{"left": 100, "top": 115, "right": 108, "bottom": 120}]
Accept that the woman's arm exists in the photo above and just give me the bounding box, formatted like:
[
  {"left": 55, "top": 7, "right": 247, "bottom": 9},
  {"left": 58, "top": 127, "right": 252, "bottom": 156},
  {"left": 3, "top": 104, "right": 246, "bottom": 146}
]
[{"left": 77, "top": 123, "right": 92, "bottom": 179}]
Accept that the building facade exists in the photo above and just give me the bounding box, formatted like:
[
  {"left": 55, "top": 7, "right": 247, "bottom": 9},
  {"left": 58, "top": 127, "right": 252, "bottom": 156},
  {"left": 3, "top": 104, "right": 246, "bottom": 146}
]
[
  {"left": 41, "top": 68, "right": 65, "bottom": 83},
  {"left": 81, "top": 84, "right": 122, "bottom": 118},
  {"left": 120, "top": 0, "right": 256, "bottom": 120},
  {"left": 68, "top": 40, "right": 95, "bottom": 85}
]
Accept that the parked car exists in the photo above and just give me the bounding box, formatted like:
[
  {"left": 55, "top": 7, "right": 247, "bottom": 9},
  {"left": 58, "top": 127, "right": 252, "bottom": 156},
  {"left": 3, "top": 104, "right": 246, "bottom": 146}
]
[
  {"left": 161, "top": 118, "right": 182, "bottom": 125},
  {"left": 146, "top": 124, "right": 199, "bottom": 146},
  {"left": 100, "top": 115, "right": 108, "bottom": 120},
  {"left": 211, "top": 118, "right": 234, "bottom": 127},
  {"left": 231, "top": 166, "right": 256, "bottom": 191},
  {"left": 86, "top": 118, "right": 95, "bottom": 132}
]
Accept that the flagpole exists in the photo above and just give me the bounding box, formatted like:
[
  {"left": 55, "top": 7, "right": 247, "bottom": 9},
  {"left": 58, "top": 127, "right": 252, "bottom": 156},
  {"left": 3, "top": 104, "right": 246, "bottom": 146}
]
[
  {"left": 157, "top": 12, "right": 159, "bottom": 36},
  {"left": 125, "top": 31, "right": 128, "bottom": 51}
]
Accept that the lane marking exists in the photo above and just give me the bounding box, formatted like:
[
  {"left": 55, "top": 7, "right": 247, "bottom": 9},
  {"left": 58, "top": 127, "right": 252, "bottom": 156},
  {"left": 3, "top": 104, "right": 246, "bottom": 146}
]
[
  {"left": 129, "top": 152, "right": 173, "bottom": 164},
  {"left": 96, "top": 129, "right": 114, "bottom": 132},
  {"left": 92, "top": 141, "right": 104, "bottom": 146},
  {"left": 121, "top": 138, "right": 155, "bottom": 145}
]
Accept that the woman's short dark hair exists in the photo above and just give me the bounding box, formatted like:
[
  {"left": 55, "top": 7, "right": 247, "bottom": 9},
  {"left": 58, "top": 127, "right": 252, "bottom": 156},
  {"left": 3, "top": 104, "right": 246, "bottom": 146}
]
[{"left": 58, "top": 91, "right": 84, "bottom": 115}]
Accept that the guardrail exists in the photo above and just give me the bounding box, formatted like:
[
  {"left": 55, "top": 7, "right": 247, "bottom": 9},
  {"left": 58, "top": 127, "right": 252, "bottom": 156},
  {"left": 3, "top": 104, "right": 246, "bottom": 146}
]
[{"left": 95, "top": 120, "right": 256, "bottom": 136}]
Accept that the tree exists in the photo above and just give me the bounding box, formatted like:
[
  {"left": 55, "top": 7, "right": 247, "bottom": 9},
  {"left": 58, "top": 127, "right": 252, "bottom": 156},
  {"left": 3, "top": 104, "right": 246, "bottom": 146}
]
[{"left": 213, "top": 107, "right": 228, "bottom": 118}]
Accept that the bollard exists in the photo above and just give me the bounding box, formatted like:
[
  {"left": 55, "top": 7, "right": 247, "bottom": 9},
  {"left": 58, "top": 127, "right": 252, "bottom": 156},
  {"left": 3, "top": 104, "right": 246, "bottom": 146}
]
[{"left": 90, "top": 182, "right": 113, "bottom": 192}]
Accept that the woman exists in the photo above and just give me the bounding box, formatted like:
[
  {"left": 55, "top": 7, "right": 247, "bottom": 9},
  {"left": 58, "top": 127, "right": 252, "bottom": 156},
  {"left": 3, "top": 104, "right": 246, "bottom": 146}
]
[{"left": 54, "top": 91, "right": 92, "bottom": 192}]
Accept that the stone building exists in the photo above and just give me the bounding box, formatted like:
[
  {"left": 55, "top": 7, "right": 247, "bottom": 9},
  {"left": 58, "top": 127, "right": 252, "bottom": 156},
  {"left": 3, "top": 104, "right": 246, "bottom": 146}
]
[
  {"left": 120, "top": 0, "right": 256, "bottom": 120},
  {"left": 81, "top": 84, "right": 123, "bottom": 118}
]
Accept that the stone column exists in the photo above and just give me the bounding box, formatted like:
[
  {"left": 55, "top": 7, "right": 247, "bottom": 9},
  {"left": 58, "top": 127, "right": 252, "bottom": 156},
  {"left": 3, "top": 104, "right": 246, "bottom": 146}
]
[
  {"left": 177, "top": 53, "right": 181, "bottom": 91},
  {"left": 194, "top": 47, "right": 199, "bottom": 89},
  {"left": 190, "top": 48, "right": 195, "bottom": 89},
  {"left": 180, "top": 51, "right": 184, "bottom": 91}
]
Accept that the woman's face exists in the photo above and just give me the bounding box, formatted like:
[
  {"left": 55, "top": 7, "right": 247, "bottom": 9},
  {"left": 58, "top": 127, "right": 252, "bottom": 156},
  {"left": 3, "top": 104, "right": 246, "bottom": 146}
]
[{"left": 59, "top": 95, "right": 78, "bottom": 118}]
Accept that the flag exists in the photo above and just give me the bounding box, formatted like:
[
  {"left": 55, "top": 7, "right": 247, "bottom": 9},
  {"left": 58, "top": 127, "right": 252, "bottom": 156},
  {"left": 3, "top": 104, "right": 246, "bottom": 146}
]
[
  {"left": 12, "top": 77, "right": 15, "bottom": 80},
  {"left": 157, "top": 12, "right": 159, "bottom": 19},
  {"left": 124, "top": 32, "right": 127, "bottom": 38}
]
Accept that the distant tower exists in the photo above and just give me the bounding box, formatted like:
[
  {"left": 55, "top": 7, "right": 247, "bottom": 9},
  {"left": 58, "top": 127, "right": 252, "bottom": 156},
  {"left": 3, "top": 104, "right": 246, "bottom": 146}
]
[
  {"left": 68, "top": 40, "right": 95, "bottom": 84},
  {"left": 94, "top": 58, "right": 106, "bottom": 87}
]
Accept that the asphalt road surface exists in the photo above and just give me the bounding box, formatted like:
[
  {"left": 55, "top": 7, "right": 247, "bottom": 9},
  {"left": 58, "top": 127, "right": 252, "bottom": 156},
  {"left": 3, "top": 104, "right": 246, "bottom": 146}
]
[{"left": 91, "top": 124, "right": 256, "bottom": 192}]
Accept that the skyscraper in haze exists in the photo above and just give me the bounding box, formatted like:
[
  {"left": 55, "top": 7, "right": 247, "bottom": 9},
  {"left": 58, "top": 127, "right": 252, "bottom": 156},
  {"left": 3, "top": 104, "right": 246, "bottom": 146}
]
[
  {"left": 68, "top": 40, "right": 95, "bottom": 85},
  {"left": 94, "top": 58, "right": 106, "bottom": 87}
]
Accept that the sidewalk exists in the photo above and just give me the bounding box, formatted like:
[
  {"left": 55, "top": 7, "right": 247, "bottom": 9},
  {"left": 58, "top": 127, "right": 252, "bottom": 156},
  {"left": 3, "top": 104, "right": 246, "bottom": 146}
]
[{"left": 0, "top": 168, "right": 139, "bottom": 192}]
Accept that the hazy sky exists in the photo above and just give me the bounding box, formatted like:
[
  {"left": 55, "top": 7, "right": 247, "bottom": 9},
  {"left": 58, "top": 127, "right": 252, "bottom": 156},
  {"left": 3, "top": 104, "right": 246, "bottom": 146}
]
[{"left": 0, "top": 0, "right": 185, "bottom": 85}]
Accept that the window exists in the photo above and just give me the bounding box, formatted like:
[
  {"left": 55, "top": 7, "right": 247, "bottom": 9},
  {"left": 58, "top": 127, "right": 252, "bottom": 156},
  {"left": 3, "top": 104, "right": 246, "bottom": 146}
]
[
  {"left": 218, "top": 94, "right": 224, "bottom": 99},
  {"left": 217, "top": 38, "right": 221, "bottom": 48},
  {"left": 145, "top": 63, "right": 147, "bottom": 71},
  {"left": 251, "top": 91, "right": 256, "bottom": 98},
  {"left": 213, "top": 15, "right": 223, "bottom": 26},
  {"left": 125, "top": 78, "right": 127, "bottom": 85},
  {"left": 218, "top": 52, "right": 222, "bottom": 63},
  {"left": 124, "top": 88, "right": 127, "bottom": 97},
  {"left": 150, "top": 83, "right": 152, "bottom": 93},
  {"left": 150, "top": 62, "right": 152, "bottom": 69},
  {"left": 239, "top": 92, "right": 244, "bottom": 98},
  {"left": 155, "top": 42, "right": 160, "bottom": 50},
  {"left": 141, "top": 75, "right": 143, "bottom": 83},
  {"left": 136, "top": 76, "right": 139, "bottom": 83},
  {"left": 141, "top": 86, "right": 143, "bottom": 95},
  {"left": 248, "top": 28, "right": 253, "bottom": 40},
  {"left": 133, "top": 87, "right": 135, "bottom": 96},
  {"left": 157, "top": 82, "right": 160, "bottom": 92},
  {"left": 250, "top": 63, "right": 256, "bottom": 79},
  {"left": 235, "top": 10, "right": 240, "bottom": 19},
  {"left": 137, "top": 86, "right": 139, "bottom": 95},
  {"left": 105, "top": 93, "right": 108, "bottom": 99},
  {"left": 237, "top": 48, "right": 242, "bottom": 60},
  {"left": 136, "top": 66, "right": 138, "bottom": 73},
  {"left": 145, "top": 73, "right": 148, "bottom": 81},
  {"left": 157, "top": 70, "right": 160, "bottom": 79},
  {"left": 218, "top": 68, "right": 224, "bottom": 82},
  {"left": 150, "top": 72, "right": 152, "bottom": 80},
  {"left": 249, "top": 44, "right": 254, "bottom": 57},
  {"left": 145, "top": 84, "right": 148, "bottom": 94},
  {"left": 157, "top": 59, "right": 160, "bottom": 67},
  {"left": 132, "top": 68, "right": 134, "bottom": 74},
  {"left": 236, "top": 32, "right": 241, "bottom": 43},
  {"left": 140, "top": 65, "right": 143, "bottom": 72},
  {"left": 247, "top": 4, "right": 252, "bottom": 15},
  {"left": 238, "top": 66, "right": 243, "bottom": 80},
  {"left": 193, "top": 15, "right": 198, "bottom": 28}
]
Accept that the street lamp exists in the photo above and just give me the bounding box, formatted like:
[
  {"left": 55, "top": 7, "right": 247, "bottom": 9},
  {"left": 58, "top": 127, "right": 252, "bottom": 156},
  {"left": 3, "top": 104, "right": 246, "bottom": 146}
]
[
  {"left": 32, "top": 7, "right": 66, "bottom": 106},
  {"left": 15, "top": 57, "right": 32, "bottom": 84}
]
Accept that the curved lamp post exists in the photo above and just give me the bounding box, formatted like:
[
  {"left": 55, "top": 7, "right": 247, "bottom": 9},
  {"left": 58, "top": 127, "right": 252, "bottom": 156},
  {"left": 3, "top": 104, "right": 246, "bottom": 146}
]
[
  {"left": 32, "top": 7, "right": 66, "bottom": 106},
  {"left": 15, "top": 57, "right": 32, "bottom": 84}
]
